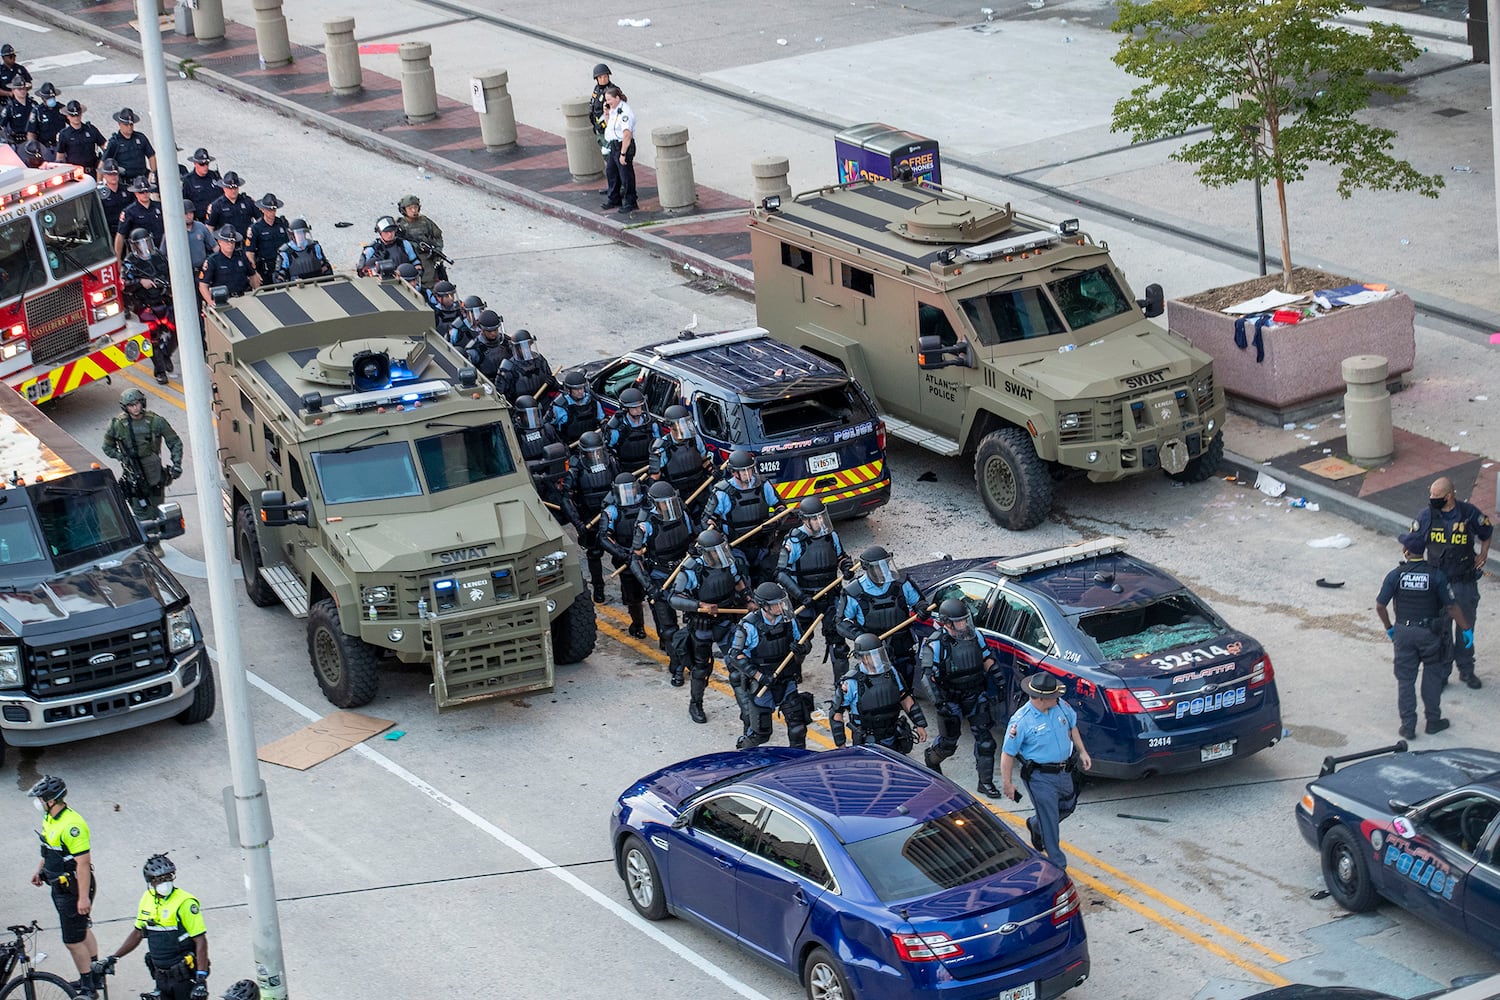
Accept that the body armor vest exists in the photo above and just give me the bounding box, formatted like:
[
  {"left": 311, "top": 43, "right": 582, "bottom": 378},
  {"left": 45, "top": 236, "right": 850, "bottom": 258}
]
[
  {"left": 573, "top": 460, "right": 616, "bottom": 515},
  {"left": 661, "top": 439, "right": 707, "bottom": 496},
  {"left": 720, "top": 481, "right": 770, "bottom": 538},
  {"left": 516, "top": 426, "right": 548, "bottom": 462},
  {"left": 853, "top": 670, "right": 904, "bottom": 738},
  {"left": 557, "top": 396, "right": 601, "bottom": 445},
  {"left": 503, "top": 359, "right": 550, "bottom": 401},
  {"left": 749, "top": 615, "right": 793, "bottom": 676},
  {"left": 1426, "top": 511, "right": 1479, "bottom": 582},
  {"left": 847, "top": 578, "right": 906, "bottom": 634},
  {"left": 790, "top": 530, "right": 839, "bottom": 590},
  {"left": 936, "top": 634, "right": 988, "bottom": 694},
  {"left": 695, "top": 564, "right": 740, "bottom": 607},
  {"left": 280, "top": 243, "right": 327, "bottom": 280},
  {"left": 1392, "top": 561, "right": 1445, "bottom": 622},
  {"left": 645, "top": 515, "right": 692, "bottom": 569},
  {"left": 610, "top": 416, "right": 654, "bottom": 470},
  {"left": 142, "top": 892, "right": 195, "bottom": 966},
  {"left": 607, "top": 503, "right": 642, "bottom": 549}
]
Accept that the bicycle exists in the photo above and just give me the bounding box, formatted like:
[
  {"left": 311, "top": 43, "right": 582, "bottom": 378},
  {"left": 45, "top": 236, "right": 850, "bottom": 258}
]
[
  {"left": 92, "top": 956, "right": 198, "bottom": 1000},
  {"left": 0, "top": 920, "right": 78, "bottom": 1000}
]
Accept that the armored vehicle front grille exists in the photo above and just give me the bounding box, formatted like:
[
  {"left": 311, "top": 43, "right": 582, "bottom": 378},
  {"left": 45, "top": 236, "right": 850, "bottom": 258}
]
[
  {"left": 26, "top": 622, "right": 169, "bottom": 697},
  {"left": 433, "top": 602, "right": 552, "bottom": 704},
  {"left": 26, "top": 282, "right": 90, "bottom": 367},
  {"left": 1059, "top": 411, "right": 1094, "bottom": 444}
]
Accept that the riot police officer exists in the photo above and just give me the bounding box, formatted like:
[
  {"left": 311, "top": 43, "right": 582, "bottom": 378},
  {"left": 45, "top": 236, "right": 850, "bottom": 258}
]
[
  {"left": 357, "top": 216, "right": 421, "bottom": 278},
  {"left": 497, "top": 329, "right": 554, "bottom": 404},
  {"left": 271, "top": 218, "right": 333, "bottom": 283},
  {"left": 122, "top": 228, "right": 175, "bottom": 383},
  {"left": 179, "top": 147, "right": 219, "bottom": 219},
  {"left": 838, "top": 545, "right": 924, "bottom": 689},
  {"left": 726, "top": 582, "right": 813, "bottom": 749},
  {"left": 561, "top": 431, "right": 619, "bottom": 604},
  {"left": 204, "top": 172, "right": 255, "bottom": 239},
  {"left": 553, "top": 370, "right": 605, "bottom": 447},
  {"left": 777, "top": 497, "right": 851, "bottom": 688},
  {"left": 649, "top": 405, "right": 712, "bottom": 516},
  {"left": 114, "top": 176, "right": 163, "bottom": 258},
  {"left": 430, "top": 280, "right": 462, "bottom": 339},
  {"left": 447, "top": 293, "right": 485, "bottom": 347},
  {"left": 705, "top": 450, "right": 784, "bottom": 584},
  {"left": 396, "top": 193, "right": 446, "bottom": 287},
  {"left": 922, "top": 598, "right": 1002, "bottom": 796},
  {"left": 102, "top": 388, "right": 182, "bottom": 513},
  {"left": 1412, "top": 476, "right": 1492, "bottom": 689},
  {"left": 601, "top": 474, "right": 649, "bottom": 639},
  {"left": 27, "top": 776, "right": 99, "bottom": 996},
  {"left": 198, "top": 225, "right": 259, "bottom": 304},
  {"left": 512, "top": 395, "right": 567, "bottom": 518},
  {"left": 1377, "top": 531, "right": 1472, "bottom": 740},
  {"left": 630, "top": 482, "right": 696, "bottom": 652},
  {"left": 831, "top": 634, "right": 928, "bottom": 753},
  {"left": 667, "top": 529, "right": 749, "bottom": 721},
  {"left": 604, "top": 386, "right": 658, "bottom": 475},
  {"left": 106, "top": 854, "right": 210, "bottom": 1000},
  {"left": 244, "top": 192, "right": 288, "bottom": 284},
  {"left": 462, "top": 310, "right": 510, "bottom": 382}
]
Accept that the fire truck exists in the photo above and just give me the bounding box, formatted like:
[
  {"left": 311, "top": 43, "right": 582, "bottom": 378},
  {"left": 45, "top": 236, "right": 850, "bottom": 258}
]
[{"left": 0, "top": 151, "right": 142, "bottom": 405}]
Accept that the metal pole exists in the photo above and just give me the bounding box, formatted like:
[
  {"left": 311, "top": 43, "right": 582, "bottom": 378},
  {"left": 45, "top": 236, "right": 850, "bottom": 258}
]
[
  {"left": 1490, "top": 0, "right": 1500, "bottom": 273},
  {"left": 134, "top": 4, "right": 290, "bottom": 997},
  {"left": 1253, "top": 171, "right": 1267, "bottom": 277}
]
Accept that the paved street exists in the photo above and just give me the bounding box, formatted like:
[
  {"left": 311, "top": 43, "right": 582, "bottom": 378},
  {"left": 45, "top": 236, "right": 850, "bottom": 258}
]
[{"left": 0, "top": 4, "right": 1497, "bottom": 1000}]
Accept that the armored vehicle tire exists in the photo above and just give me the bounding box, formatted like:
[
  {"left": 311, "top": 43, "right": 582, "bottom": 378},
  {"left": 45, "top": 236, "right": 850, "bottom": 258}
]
[
  {"left": 552, "top": 596, "right": 598, "bottom": 665},
  {"left": 176, "top": 661, "right": 217, "bottom": 724},
  {"left": 308, "top": 598, "right": 381, "bottom": 708},
  {"left": 1167, "top": 429, "right": 1224, "bottom": 484},
  {"left": 235, "top": 506, "right": 281, "bottom": 608},
  {"left": 975, "top": 427, "right": 1052, "bottom": 530}
]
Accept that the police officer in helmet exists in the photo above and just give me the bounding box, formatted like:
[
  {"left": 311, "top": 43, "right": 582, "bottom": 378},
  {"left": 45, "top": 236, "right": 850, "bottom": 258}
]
[
  {"left": 497, "top": 328, "right": 554, "bottom": 405},
  {"left": 512, "top": 394, "right": 567, "bottom": 520},
  {"left": 446, "top": 293, "right": 485, "bottom": 347},
  {"left": 630, "top": 481, "right": 696, "bottom": 653},
  {"left": 102, "top": 388, "right": 182, "bottom": 513},
  {"left": 552, "top": 370, "right": 605, "bottom": 447},
  {"left": 666, "top": 528, "right": 750, "bottom": 722},
  {"left": 463, "top": 309, "right": 510, "bottom": 382},
  {"left": 923, "top": 598, "right": 1003, "bottom": 797},
  {"left": 561, "top": 431, "right": 619, "bottom": 603},
  {"left": 831, "top": 633, "right": 928, "bottom": 753},
  {"left": 601, "top": 473, "right": 649, "bottom": 638},
  {"left": 605, "top": 386, "right": 659, "bottom": 476},
  {"left": 357, "top": 215, "right": 421, "bottom": 279},
  {"left": 706, "top": 449, "right": 785, "bottom": 586},
  {"left": 429, "top": 280, "right": 462, "bottom": 339},
  {"left": 28, "top": 776, "right": 99, "bottom": 996},
  {"left": 271, "top": 218, "right": 332, "bottom": 284},
  {"left": 122, "top": 227, "right": 175, "bottom": 383},
  {"left": 1377, "top": 530, "right": 1471, "bottom": 740},
  {"left": 105, "top": 853, "right": 210, "bottom": 1000},
  {"left": 777, "top": 496, "right": 852, "bottom": 689},
  {"left": 649, "top": 404, "right": 712, "bottom": 517},
  {"left": 726, "top": 582, "right": 814, "bottom": 749},
  {"left": 838, "top": 545, "right": 924, "bottom": 689}
]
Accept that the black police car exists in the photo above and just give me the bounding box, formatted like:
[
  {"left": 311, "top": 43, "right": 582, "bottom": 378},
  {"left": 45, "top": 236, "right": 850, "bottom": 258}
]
[
  {"left": 1295, "top": 743, "right": 1500, "bottom": 952},
  {"left": 562, "top": 328, "right": 890, "bottom": 519},
  {"left": 907, "top": 536, "right": 1283, "bottom": 780}
]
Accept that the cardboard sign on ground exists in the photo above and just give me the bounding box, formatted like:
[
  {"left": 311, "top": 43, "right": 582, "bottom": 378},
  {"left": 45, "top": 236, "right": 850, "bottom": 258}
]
[
  {"left": 1299, "top": 456, "right": 1367, "bottom": 481},
  {"left": 258, "top": 711, "right": 396, "bottom": 770}
]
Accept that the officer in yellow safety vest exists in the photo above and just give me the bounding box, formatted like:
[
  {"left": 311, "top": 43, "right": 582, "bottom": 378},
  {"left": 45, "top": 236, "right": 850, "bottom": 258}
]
[
  {"left": 106, "top": 854, "right": 210, "bottom": 1000},
  {"left": 28, "top": 776, "right": 100, "bottom": 997}
]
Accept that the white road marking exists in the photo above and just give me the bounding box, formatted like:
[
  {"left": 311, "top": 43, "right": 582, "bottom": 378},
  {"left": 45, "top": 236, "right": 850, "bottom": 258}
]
[
  {"left": 83, "top": 73, "right": 139, "bottom": 86},
  {"left": 159, "top": 544, "right": 209, "bottom": 579},
  {"left": 28, "top": 51, "right": 106, "bottom": 72},
  {"left": 238, "top": 664, "right": 778, "bottom": 1000},
  {"left": 0, "top": 14, "right": 49, "bottom": 33}
]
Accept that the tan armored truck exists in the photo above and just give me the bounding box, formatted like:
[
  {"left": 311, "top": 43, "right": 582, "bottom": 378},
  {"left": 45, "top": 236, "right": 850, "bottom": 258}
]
[
  {"left": 205, "top": 275, "right": 595, "bottom": 710},
  {"left": 749, "top": 179, "right": 1227, "bottom": 529}
]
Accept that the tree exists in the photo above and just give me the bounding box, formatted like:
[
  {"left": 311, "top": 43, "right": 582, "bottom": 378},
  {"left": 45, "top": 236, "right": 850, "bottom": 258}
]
[{"left": 1110, "top": 0, "right": 1443, "bottom": 291}]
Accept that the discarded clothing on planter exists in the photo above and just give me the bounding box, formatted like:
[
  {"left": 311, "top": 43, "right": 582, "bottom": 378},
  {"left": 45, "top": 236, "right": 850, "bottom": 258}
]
[
  {"left": 1233, "top": 313, "right": 1271, "bottom": 363},
  {"left": 1313, "top": 284, "right": 1396, "bottom": 310}
]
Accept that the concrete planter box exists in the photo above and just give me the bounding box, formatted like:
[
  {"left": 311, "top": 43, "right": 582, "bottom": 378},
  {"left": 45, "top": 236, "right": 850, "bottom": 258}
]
[{"left": 1167, "top": 293, "right": 1416, "bottom": 423}]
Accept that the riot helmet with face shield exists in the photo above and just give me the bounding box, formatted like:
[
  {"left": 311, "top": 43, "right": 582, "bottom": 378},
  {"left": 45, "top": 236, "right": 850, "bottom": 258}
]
[
  {"left": 512, "top": 328, "right": 537, "bottom": 362},
  {"left": 698, "top": 529, "right": 732, "bottom": 570},
  {"left": 728, "top": 449, "right": 757, "bottom": 487},
  {"left": 514, "top": 395, "right": 544, "bottom": 431},
  {"left": 128, "top": 227, "right": 154, "bottom": 259},
  {"left": 648, "top": 480, "right": 683, "bottom": 522},
  {"left": 663, "top": 404, "right": 695, "bottom": 442},
  {"left": 797, "top": 496, "right": 829, "bottom": 537},
  {"left": 613, "top": 472, "right": 640, "bottom": 508},
  {"left": 753, "top": 581, "right": 788, "bottom": 620},
  {"left": 860, "top": 545, "right": 897, "bottom": 588},
  {"left": 578, "top": 431, "right": 608, "bottom": 467},
  {"left": 851, "top": 632, "right": 892, "bottom": 676},
  {"left": 937, "top": 598, "right": 974, "bottom": 636}
]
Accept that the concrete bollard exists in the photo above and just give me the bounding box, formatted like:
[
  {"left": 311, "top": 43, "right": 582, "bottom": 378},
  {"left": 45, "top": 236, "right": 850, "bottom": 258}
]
[
  {"left": 400, "top": 42, "right": 439, "bottom": 124},
  {"left": 323, "top": 18, "right": 362, "bottom": 95},
  {"left": 653, "top": 126, "right": 696, "bottom": 211},
  {"left": 475, "top": 70, "right": 518, "bottom": 151},
  {"left": 191, "top": 0, "right": 225, "bottom": 42},
  {"left": 1343, "top": 354, "right": 1394, "bottom": 465},
  {"left": 751, "top": 156, "right": 792, "bottom": 207},
  {"left": 563, "top": 98, "right": 604, "bottom": 182},
  {"left": 174, "top": 1, "right": 194, "bottom": 37},
  {"left": 251, "top": 0, "right": 293, "bottom": 68}
]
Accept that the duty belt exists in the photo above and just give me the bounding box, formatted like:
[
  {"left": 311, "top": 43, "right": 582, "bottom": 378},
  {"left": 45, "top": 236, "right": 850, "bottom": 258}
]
[
  {"left": 1021, "top": 758, "right": 1069, "bottom": 773},
  {"left": 1399, "top": 618, "right": 1438, "bottom": 627}
]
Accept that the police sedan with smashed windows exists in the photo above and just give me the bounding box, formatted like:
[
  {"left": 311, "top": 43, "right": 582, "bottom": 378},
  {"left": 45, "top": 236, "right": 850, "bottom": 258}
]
[
  {"left": 1295, "top": 743, "right": 1500, "bottom": 952},
  {"left": 610, "top": 745, "right": 1090, "bottom": 1000},
  {"left": 906, "top": 537, "right": 1283, "bottom": 780}
]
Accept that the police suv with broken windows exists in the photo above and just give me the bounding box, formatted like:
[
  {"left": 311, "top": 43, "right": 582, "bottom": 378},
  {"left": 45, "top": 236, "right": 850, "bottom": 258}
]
[{"left": 907, "top": 537, "right": 1282, "bottom": 780}]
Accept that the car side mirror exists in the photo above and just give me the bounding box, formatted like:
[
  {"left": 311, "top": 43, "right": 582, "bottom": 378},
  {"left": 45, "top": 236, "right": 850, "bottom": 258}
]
[
  {"left": 671, "top": 810, "right": 693, "bottom": 830},
  {"left": 917, "top": 335, "right": 973, "bottom": 370},
  {"left": 260, "top": 489, "right": 309, "bottom": 527},
  {"left": 1388, "top": 797, "right": 1411, "bottom": 815},
  {"left": 1137, "top": 283, "right": 1164, "bottom": 319},
  {"left": 137, "top": 501, "right": 185, "bottom": 541}
]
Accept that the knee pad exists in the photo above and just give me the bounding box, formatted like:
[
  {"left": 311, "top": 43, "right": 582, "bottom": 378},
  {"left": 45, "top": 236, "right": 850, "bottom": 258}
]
[
  {"left": 976, "top": 733, "right": 997, "bottom": 755},
  {"left": 928, "top": 739, "right": 958, "bottom": 761}
]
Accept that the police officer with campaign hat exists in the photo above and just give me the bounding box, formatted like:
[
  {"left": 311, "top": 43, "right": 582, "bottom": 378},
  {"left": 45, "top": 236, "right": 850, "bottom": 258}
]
[
  {"left": 726, "top": 582, "right": 814, "bottom": 749},
  {"left": 245, "top": 193, "right": 288, "bottom": 284},
  {"left": 831, "top": 634, "right": 928, "bottom": 753},
  {"left": 1377, "top": 530, "right": 1472, "bottom": 740},
  {"left": 552, "top": 369, "right": 605, "bottom": 447},
  {"left": 0, "top": 44, "right": 31, "bottom": 92},
  {"left": 601, "top": 473, "right": 649, "bottom": 639},
  {"left": 104, "top": 854, "right": 210, "bottom": 1000},
  {"left": 561, "top": 431, "right": 619, "bottom": 604},
  {"left": 630, "top": 482, "right": 696, "bottom": 652},
  {"left": 198, "top": 225, "right": 260, "bottom": 304},
  {"left": 838, "top": 545, "right": 924, "bottom": 689},
  {"left": 1001, "top": 672, "right": 1091, "bottom": 868},
  {"left": 180, "top": 148, "right": 219, "bottom": 218},
  {"left": 666, "top": 528, "right": 750, "bottom": 722},
  {"left": 923, "top": 598, "right": 1002, "bottom": 796},
  {"left": 101, "top": 108, "right": 155, "bottom": 187},
  {"left": 28, "top": 776, "right": 100, "bottom": 997},
  {"left": 777, "top": 497, "right": 852, "bottom": 688},
  {"left": 115, "top": 175, "right": 163, "bottom": 259},
  {"left": 55, "top": 101, "right": 105, "bottom": 172},
  {"left": 204, "top": 172, "right": 255, "bottom": 238},
  {"left": 30, "top": 82, "right": 65, "bottom": 154},
  {"left": 705, "top": 449, "right": 784, "bottom": 585},
  {"left": 605, "top": 387, "right": 658, "bottom": 473},
  {"left": 1412, "top": 476, "right": 1492, "bottom": 689},
  {"left": 97, "top": 159, "right": 129, "bottom": 230},
  {"left": 497, "top": 329, "right": 554, "bottom": 404}
]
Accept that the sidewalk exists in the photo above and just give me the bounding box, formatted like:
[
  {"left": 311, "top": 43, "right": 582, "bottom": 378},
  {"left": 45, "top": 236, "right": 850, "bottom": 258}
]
[{"left": 21, "top": 0, "right": 1499, "bottom": 537}]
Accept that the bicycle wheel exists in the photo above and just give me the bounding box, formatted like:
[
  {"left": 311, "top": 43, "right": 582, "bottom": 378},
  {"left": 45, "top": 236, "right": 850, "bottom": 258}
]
[{"left": 0, "top": 970, "right": 78, "bottom": 1000}]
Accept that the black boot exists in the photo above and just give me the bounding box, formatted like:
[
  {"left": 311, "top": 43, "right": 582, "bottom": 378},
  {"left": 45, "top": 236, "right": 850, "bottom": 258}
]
[
  {"left": 689, "top": 675, "right": 708, "bottom": 723},
  {"left": 627, "top": 603, "right": 647, "bottom": 639},
  {"left": 976, "top": 781, "right": 1002, "bottom": 799},
  {"left": 689, "top": 701, "right": 707, "bottom": 723},
  {"left": 923, "top": 747, "right": 944, "bottom": 773},
  {"left": 592, "top": 579, "right": 606, "bottom": 603},
  {"left": 669, "top": 664, "right": 685, "bottom": 687}
]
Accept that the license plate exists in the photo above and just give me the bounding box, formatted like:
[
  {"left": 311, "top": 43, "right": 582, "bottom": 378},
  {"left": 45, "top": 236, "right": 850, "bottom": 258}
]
[
  {"left": 998, "top": 983, "right": 1036, "bottom": 1000},
  {"left": 1200, "top": 740, "right": 1235, "bottom": 762},
  {"left": 808, "top": 452, "right": 839, "bottom": 474}
]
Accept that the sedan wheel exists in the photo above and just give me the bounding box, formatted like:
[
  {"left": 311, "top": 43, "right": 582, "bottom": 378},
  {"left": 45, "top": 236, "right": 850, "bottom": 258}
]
[
  {"left": 620, "top": 835, "right": 668, "bottom": 920},
  {"left": 803, "top": 947, "right": 852, "bottom": 1000}
]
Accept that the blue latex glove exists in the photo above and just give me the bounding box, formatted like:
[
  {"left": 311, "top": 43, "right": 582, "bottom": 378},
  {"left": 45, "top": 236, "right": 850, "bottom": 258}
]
[
  {"left": 1462, "top": 628, "right": 1474, "bottom": 649},
  {"left": 1386, "top": 627, "right": 1395, "bottom": 640}
]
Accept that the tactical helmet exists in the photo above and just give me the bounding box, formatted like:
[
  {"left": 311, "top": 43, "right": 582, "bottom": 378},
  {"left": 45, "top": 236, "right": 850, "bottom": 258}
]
[
  {"left": 618, "top": 386, "right": 646, "bottom": 409},
  {"left": 27, "top": 775, "right": 66, "bottom": 803},
  {"left": 613, "top": 472, "right": 641, "bottom": 507},
  {"left": 218, "top": 171, "right": 244, "bottom": 189},
  {"left": 593, "top": 63, "right": 612, "bottom": 79},
  {"left": 663, "top": 404, "right": 695, "bottom": 441},
  {"left": 142, "top": 853, "right": 176, "bottom": 883},
  {"left": 288, "top": 219, "right": 309, "bottom": 248},
  {"left": 374, "top": 215, "right": 398, "bottom": 233},
  {"left": 129, "top": 227, "right": 154, "bottom": 258},
  {"left": 936, "top": 598, "right": 974, "bottom": 635},
  {"left": 860, "top": 545, "right": 896, "bottom": 588},
  {"left": 562, "top": 369, "right": 588, "bottom": 393},
  {"left": 398, "top": 194, "right": 421, "bottom": 210},
  {"left": 221, "top": 980, "right": 259, "bottom": 1000},
  {"left": 851, "top": 632, "right": 891, "bottom": 675},
  {"left": 395, "top": 262, "right": 419, "bottom": 282},
  {"left": 698, "top": 529, "right": 732, "bottom": 570},
  {"left": 753, "top": 581, "right": 788, "bottom": 616},
  {"left": 578, "top": 431, "right": 607, "bottom": 466},
  {"left": 432, "top": 279, "right": 457, "bottom": 299},
  {"left": 648, "top": 480, "right": 683, "bottom": 522},
  {"left": 512, "top": 328, "right": 536, "bottom": 362},
  {"left": 514, "top": 395, "right": 543, "bottom": 432},
  {"left": 728, "top": 449, "right": 756, "bottom": 484},
  {"left": 120, "top": 387, "right": 147, "bottom": 408},
  {"left": 461, "top": 294, "right": 486, "bottom": 325},
  {"left": 797, "top": 496, "right": 829, "bottom": 537}
]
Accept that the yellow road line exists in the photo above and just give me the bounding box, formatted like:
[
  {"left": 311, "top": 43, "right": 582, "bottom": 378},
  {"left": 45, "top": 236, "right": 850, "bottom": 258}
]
[{"left": 592, "top": 602, "right": 1291, "bottom": 984}]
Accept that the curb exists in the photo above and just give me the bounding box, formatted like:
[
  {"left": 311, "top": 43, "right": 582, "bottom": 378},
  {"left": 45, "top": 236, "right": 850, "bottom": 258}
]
[{"left": 1224, "top": 449, "right": 1410, "bottom": 538}]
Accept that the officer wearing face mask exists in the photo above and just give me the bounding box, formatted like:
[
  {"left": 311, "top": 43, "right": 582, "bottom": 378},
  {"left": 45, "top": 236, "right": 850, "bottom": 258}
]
[
  {"left": 30, "top": 82, "right": 65, "bottom": 156},
  {"left": 105, "top": 854, "right": 209, "bottom": 1000},
  {"left": 1411, "top": 476, "right": 1493, "bottom": 690}
]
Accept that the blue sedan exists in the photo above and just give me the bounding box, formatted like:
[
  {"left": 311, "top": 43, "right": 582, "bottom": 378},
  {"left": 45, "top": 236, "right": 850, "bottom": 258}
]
[
  {"left": 1296, "top": 743, "right": 1500, "bottom": 953},
  {"left": 610, "top": 745, "right": 1090, "bottom": 1000}
]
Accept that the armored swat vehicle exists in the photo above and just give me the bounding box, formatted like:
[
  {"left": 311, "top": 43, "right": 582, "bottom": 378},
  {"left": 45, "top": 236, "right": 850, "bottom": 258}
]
[
  {"left": 749, "top": 179, "right": 1226, "bottom": 529},
  {"left": 205, "top": 274, "right": 594, "bottom": 710}
]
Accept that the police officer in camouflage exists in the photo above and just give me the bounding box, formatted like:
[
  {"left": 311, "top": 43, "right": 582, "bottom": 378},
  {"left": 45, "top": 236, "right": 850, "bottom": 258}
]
[
  {"left": 666, "top": 529, "right": 750, "bottom": 722},
  {"left": 396, "top": 194, "right": 445, "bottom": 287},
  {"left": 604, "top": 387, "right": 658, "bottom": 475},
  {"left": 831, "top": 633, "right": 928, "bottom": 754},
  {"left": 1377, "top": 530, "right": 1472, "bottom": 740},
  {"left": 601, "top": 473, "right": 649, "bottom": 639},
  {"left": 777, "top": 497, "right": 851, "bottom": 689},
  {"left": 838, "top": 545, "right": 924, "bottom": 689},
  {"left": 923, "top": 598, "right": 1003, "bottom": 797},
  {"left": 1412, "top": 475, "right": 1492, "bottom": 689},
  {"left": 630, "top": 482, "right": 696, "bottom": 652},
  {"left": 102, "top": 388, "right": 182, "bottom": 513},
  {"left": 726, "top": 582, "right": 814, "bottom": 749},
  {"left": 650, "top": 405, "right": 712, "bottom": 517},
  {"left": 561, "top": 431, "right": 619, "bottom": 604},
  {"left": 705, "top": 449, "right": 785, "bottom": 585},
  {"left": 498, "top": 329, "right": 554, "bottom": 404},
  {"left": 552, "top": 369, "right": 605, "bottom": 447}
]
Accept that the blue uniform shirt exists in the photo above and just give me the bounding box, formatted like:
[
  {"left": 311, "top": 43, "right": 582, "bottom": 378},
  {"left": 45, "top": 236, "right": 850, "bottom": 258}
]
[
  {"left": 1002, "top": 698, "right": 1077, "bottom": 765},
  {"left": 834, "top": 666, "right": 908, "bottom": 719},
  {"left": 781, "top": 529, "right": 845, "bottom": 567},
  {"left": 709, "top": 479, "right": 781, "bottom": 521},
  {"left": 841, "top": 576, "right": 922, "bottom": 629},
  {"left": 552, "top": 395, "right": 606, "bottom": 435},
  {"left": 734, "top": 613, "right": 804, "bottom": 658}
]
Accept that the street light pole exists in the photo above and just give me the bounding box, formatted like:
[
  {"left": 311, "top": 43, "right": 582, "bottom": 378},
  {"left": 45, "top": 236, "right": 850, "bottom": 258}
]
[
  {"left": 133, "top": 4, "right": 290, "bottom": 997},
  {"left": 1489, "top": 0, "right": 1500, "bottom": 273}
]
